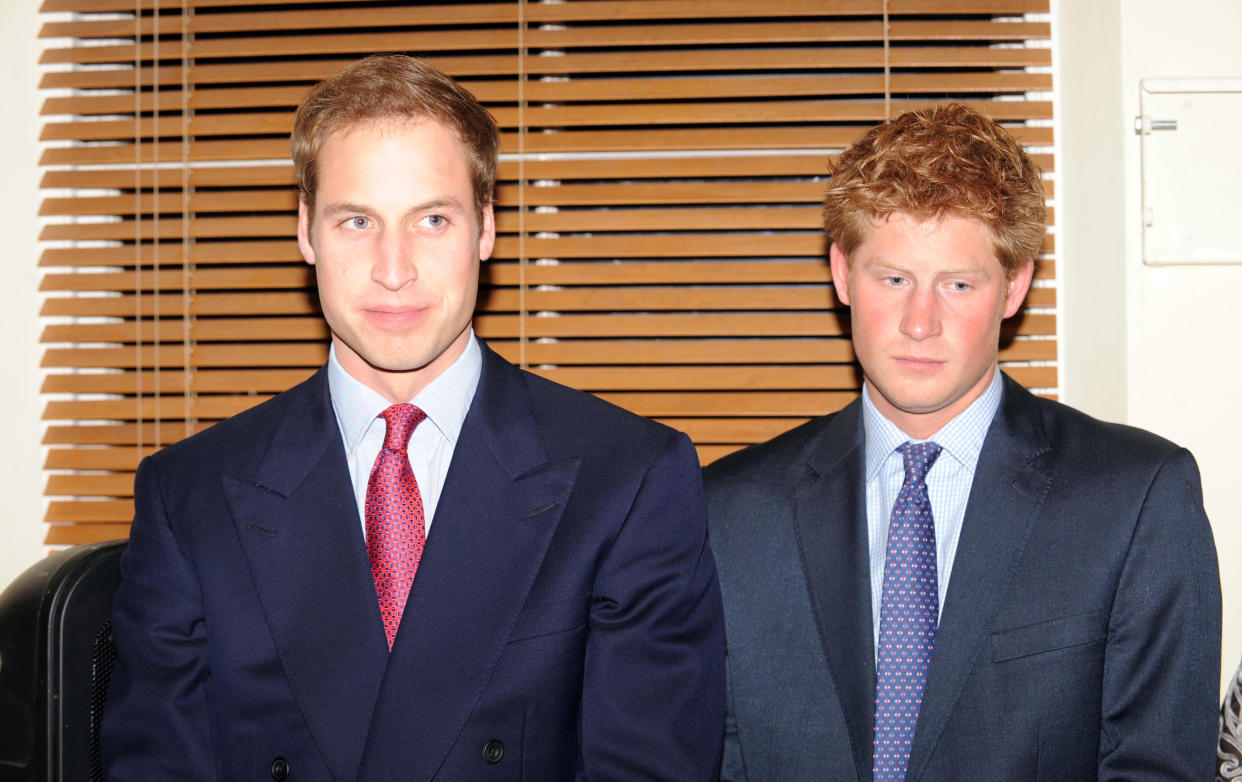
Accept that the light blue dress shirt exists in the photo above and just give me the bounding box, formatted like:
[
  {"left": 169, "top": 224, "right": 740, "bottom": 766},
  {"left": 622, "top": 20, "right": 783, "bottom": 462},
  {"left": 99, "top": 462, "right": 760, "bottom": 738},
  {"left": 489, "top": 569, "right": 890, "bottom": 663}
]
[
  {"left": 862, "top": 369, "right": 1003, "bottom": 655},
  {"left": 327, "top": 330, "right": 481, "bottom": 538}
]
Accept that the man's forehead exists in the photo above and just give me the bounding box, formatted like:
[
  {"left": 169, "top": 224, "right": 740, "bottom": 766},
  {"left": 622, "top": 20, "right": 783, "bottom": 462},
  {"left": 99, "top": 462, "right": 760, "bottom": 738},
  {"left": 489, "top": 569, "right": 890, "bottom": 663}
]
[
  {"left": 866, "top": 210, "right": 986, "bottom": 231},
  {"left": 323, "top": 115, "right": 438, "bottom": 145}
]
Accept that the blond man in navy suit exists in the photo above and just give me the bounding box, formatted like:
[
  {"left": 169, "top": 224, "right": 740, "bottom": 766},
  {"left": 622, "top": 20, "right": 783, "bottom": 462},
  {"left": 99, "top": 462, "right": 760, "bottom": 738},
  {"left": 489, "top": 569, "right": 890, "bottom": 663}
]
[{"left": 102, "top": 55, "right": 724, "bottom": 781}]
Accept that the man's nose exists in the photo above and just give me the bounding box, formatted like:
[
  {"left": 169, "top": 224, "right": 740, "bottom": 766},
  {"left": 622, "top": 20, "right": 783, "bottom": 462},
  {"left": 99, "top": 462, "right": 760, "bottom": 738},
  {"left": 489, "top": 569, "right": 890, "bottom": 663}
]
[
  {"left": 372, "top": 230, "right": 416, "bottom": 291},
  {"left": 899, "top": 286, "right": 941, "bottom": 341}
]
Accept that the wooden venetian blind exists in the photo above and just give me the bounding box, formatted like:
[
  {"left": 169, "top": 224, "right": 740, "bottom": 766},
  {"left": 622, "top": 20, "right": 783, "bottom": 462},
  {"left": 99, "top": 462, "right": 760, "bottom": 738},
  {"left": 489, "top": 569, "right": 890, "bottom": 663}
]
[{"left": 37, "top": 0, "right": 1056, "bottom": 545}]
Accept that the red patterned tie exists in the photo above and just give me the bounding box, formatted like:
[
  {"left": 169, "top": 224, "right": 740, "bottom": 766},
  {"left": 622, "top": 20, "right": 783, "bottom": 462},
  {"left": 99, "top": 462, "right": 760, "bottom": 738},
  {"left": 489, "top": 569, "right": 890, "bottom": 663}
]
[{"left": 365, "top": 403, "right": 427, "bottom": 650}]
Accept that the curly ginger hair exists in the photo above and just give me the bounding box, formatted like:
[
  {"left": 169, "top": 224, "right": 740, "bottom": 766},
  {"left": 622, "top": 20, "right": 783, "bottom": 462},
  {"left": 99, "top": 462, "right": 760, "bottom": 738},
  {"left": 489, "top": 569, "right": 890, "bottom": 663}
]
[{"left": 823, "top": 103, "right": 1046, "bottom": 277}]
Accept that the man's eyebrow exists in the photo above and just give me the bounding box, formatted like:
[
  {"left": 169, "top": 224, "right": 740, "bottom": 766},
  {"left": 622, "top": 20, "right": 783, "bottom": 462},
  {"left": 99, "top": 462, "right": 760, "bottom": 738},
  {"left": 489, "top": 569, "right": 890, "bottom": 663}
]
[
  {"left": 861, "top": 256, "right": 990, "bottom": 276},
  {"left": 318, "top": 197, "right": 468, "bottom": 216},
  {"left": 319, "top": 201, "right": 371, "bottom": 217},
  {"left": 412, "top": 196, "right": 468, "bottom": 213}
]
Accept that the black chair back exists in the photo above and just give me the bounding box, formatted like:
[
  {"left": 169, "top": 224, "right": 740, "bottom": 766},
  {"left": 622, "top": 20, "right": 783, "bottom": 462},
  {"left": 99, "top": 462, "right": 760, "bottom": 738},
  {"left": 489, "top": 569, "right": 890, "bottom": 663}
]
[{"left": 0, "top": 541, "right": 126, "bottom": 782}]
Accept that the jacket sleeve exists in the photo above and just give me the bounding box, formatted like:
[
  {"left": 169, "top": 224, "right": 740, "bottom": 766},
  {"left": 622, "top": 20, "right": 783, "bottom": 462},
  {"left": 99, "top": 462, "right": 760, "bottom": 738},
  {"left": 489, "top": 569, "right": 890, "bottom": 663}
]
[
  {"left": 577, "top": 431, "right": 726, "bottom": 781},
  {"left": 102, "top": 455, "right": 218, "bottom": 781},
  {"left": 1097, "top": 447, "right": 1221, "bottom": 780}
]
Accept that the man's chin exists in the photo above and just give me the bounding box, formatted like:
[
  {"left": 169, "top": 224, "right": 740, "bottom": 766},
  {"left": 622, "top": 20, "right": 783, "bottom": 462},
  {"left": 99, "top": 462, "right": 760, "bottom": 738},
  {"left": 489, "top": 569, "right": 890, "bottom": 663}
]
[{"left": 364, "top": 355, "right": 437, "bottom": 375}]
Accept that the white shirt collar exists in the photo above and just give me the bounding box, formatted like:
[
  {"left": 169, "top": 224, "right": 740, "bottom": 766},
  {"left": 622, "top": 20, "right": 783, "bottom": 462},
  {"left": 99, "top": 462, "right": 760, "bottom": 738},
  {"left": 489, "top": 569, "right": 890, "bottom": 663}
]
[
  {"left": 326, "top": 330, "right": 482, "bottom": 457},
  {"left": 861, "top": 368, "right": 1003, "bottom": 480}
]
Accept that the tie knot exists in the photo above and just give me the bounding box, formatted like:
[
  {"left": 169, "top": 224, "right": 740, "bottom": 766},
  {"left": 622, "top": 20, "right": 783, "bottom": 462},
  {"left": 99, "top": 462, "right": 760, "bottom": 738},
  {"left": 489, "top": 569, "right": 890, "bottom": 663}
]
[
  {"left": 379, "top": 404, "right": 426, "bottom": 451},
  {"left": 898, "top": 440, "right": 942, "bottom": 485}
]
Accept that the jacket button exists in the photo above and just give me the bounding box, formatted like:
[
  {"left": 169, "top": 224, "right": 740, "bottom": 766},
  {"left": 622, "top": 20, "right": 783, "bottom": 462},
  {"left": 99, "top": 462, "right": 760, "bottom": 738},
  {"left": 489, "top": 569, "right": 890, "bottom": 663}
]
[
  {"left": 270, "top": 756, "right": 290, "bottom": 780},
  {"left": 482, "top": 739, "right": 504, "bottom": 765}
]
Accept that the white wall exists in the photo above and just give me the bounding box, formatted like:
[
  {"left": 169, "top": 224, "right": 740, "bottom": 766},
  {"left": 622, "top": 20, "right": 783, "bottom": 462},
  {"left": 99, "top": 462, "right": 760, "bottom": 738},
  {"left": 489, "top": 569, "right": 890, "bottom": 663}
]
[
  {"left": 0, "top": 1, "right": 52, "bottom": 589},
  {"left": 1059, "top": 0, "right": 1242, "bottom": 695}
]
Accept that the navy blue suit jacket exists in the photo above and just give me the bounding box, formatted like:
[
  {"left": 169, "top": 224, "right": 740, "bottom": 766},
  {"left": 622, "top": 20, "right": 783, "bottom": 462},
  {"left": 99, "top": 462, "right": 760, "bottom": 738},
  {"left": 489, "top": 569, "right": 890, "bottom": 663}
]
[
  {"left": 705, "top": 374, "right": 1220, "bottom": 781},
  {"left": 102, "top": 341, "right": 725, "bottom": 781}
]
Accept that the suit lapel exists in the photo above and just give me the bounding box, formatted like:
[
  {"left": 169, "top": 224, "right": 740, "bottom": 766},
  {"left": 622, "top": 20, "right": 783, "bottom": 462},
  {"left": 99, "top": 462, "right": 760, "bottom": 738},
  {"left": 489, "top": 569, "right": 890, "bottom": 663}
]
[
  {"left": 906, "top": 376, "right": 1053, "bottom": 780},
  {"left": 358, "top": 345, "right": 579, "bottom": 781},
  {"left": 792, "top": 400, "right": 875, "bottom": 782},
  {"left": 222, "top": 368, "right": 389, "bottom": 781}
]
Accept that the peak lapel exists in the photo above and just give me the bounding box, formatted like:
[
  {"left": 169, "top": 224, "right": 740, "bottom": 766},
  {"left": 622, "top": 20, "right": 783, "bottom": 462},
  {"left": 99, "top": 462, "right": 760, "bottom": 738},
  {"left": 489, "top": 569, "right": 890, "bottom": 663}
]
[
  {"left": 906, "top": 377, "right": 1053, "bottom": 780},
  {"left": 792, "top": 401, "right": 875, "bottom": 782},
  {"left": 223, "top": 369, "right": 388, "bottom": 781},
  {"left": 359, "top": 346, "right": 579, "bottom": 780}
]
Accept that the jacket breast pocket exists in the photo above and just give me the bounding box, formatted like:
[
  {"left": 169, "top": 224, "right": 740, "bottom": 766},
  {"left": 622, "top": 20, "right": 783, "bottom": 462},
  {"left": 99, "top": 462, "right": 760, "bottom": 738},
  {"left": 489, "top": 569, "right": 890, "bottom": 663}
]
[
  {"left": 508, "top": 594, "right": 590, "bottom": 643},
  {"left": 990, "top": 610, "right": 1106, "bottom": 663}
]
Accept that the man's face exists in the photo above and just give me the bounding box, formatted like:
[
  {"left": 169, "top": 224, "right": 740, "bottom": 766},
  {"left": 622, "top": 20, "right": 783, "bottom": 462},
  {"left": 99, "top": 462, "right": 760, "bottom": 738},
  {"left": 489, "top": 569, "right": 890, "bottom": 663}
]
[
  {"left": 829, "top": 212, "right": 1033, "bottom": 439},
  {"left": 298, "top": 118, "right": 494, "bottom": 403}
]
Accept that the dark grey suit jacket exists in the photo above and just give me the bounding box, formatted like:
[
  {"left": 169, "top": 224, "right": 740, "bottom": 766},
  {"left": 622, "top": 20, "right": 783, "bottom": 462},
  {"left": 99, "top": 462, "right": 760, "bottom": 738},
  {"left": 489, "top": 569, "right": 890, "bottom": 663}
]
[{"left": 705, "top": 374, "right": 1220, "bottom": 781}]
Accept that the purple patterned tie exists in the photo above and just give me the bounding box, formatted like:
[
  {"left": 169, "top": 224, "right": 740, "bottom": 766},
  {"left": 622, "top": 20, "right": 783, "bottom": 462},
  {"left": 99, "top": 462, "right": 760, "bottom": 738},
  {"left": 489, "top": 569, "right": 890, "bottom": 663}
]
[
  {"left": 873, "top": 440, "right": 942, "bottom": 782},
  {"left": 365, "top": 404, "right": 427, "bottom": 650}
]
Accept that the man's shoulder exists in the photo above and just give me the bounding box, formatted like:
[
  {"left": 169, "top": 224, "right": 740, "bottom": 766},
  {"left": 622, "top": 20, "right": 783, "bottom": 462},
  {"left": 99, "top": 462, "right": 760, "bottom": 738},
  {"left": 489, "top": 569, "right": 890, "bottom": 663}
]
[
  {"left": 703, "top": 409, "right": 847, "bottom": 489},
  {"left": 1009, "top": 381, "right": 1187, "bottom": 468},
  {"left": 147, "top": 368, "right": 324, "bottom": 471},
  {"left": 512, "top": 362, "right": 679, "bottom": 453}
]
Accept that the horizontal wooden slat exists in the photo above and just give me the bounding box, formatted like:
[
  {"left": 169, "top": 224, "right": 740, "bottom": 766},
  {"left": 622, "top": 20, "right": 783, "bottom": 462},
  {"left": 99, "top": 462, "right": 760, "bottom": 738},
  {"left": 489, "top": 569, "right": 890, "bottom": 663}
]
[
  {"left": 42, "top": 343, "right": 326, "bottom": 369},
  {"left": 36, "top": 241, "right": 1057, "bottom": 279},
  {"left": 40, "top": 241, "right": 302, "bottom": 267},
  {"left": 35, "top": 152, "right": 1054, "bottom": 192},
  {"left": 36, "top": 331, "right": 1052, "bottom": 378},
  {"left": 525, "top": 20, "right": 1050, "bottom": 49},
  {"left": 496, "top": 339, "right": 859, "bottom": 366},
  {"left": 42, "top": 99, "right": 1053, "bottom": 143},
  {"left": 43, "top": 422, "right": 209, "bottom": 446},
  {"left": 35, "top": 303, "right": 1055, "bottom": 338},
  {"left": 42, "top": 7, "right": 1048, "bottom": 40},
  {"left": 42, "top": 369, "right": 316, "bottom": 394},
  {"left": 45, "top": 474, "right": 135, "bottom": 497},
  {"left": 40, "top": 124, "right": 1052, "bottom": 166},
  {"left": 38, "top": 225, "right": 831, "bottom": 255},
  {"left": 45, "top": 395, "right": 273, "bottom": 421},
  {"left": 45, "top": 447, "right": 155, "bottom": 470},
  {"left": 38, "top": 173, "right": 1056, "bottom": 217},
  {"left": 43, "top": 72, "right": 1052, "bottom": 118},
  {"left": 658, "top": 417, "right": 813, "bottom": 444},
  {"left": 42, "top": 37, "right": 1051, "bottom": 74},
  {"left": 39, "top": 208, "right": 1061, "bottom": 248},
  {"left": 39, "top": 15, "right": 1054, "bottom": 64},
  {"left": 42, "top": 317, "right": 329, "bottom": 344},
  {"left": 36, "top": 333, "right": 1052, "bottom": 375},
  {"left": 532, "top": 364, "right": 857, "bottom": 390},
  {"left": 595, "top": 390, "right": 860, "bottom": 417},
  {"left": 487, "top": 311, "right": 1052, "bottom": 339},
  {"left": 40, "top": 0, "right": 1048, "bottom": 19},
  {"left": 45, "top": 523, "right": 132, "bottom": 545},
  {"left": 41, "top": 190, "right": 827, "bottom": 217},
  {"left": 41, "top": 291, "right": 319, "bottom": 318},
  {"left": 39, "top": 207, "right": 834, "bottom": 241},
  {"left": 45, "top": 498, "right": 132, "bottom": 521}
]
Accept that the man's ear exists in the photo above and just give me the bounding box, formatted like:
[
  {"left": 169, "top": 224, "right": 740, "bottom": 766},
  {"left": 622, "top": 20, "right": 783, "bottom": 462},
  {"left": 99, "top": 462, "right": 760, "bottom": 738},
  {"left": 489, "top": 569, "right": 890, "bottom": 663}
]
[
  {"left": 829, "top": 242, "right": 852, "bottom": 306},
  {"left": 478, "top": 202, "right": 496, "bottom": 262},
  {"left": 1002, "top": 259, "right": 1035, "bottom": 318},
  {"left": 297, "top": 198, "right": 316, "bottom": 266}
]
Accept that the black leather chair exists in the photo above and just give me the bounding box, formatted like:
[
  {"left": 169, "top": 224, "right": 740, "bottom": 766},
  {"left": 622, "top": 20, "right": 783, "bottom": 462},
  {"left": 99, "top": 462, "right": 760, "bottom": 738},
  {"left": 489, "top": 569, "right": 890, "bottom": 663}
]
[{"left": 0, "top": 540, "right": 126, "bottom": 782}]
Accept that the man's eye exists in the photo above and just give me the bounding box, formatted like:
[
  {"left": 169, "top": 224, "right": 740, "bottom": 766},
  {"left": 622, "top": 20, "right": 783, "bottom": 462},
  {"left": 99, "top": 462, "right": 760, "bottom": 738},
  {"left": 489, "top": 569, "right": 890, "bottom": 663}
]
[
  {"left": 422, "top": 214, "right": 446, "bottom": 229},
  {"left": 348, "top": 216, "right": 370, "bottom": 229}
]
